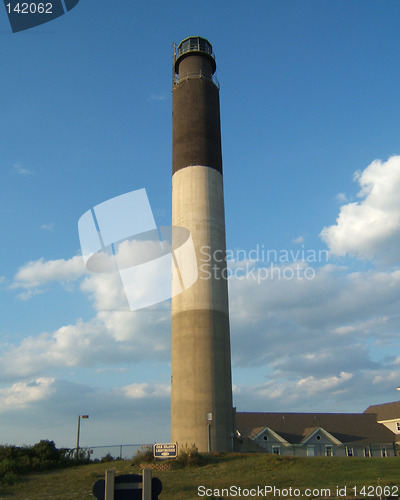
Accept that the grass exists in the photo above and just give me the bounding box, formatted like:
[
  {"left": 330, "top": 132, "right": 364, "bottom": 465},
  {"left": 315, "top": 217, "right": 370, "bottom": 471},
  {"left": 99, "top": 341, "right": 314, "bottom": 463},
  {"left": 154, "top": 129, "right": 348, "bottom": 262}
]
[{"left": 0, "top": 453, "right": 399, "bottom": 499}]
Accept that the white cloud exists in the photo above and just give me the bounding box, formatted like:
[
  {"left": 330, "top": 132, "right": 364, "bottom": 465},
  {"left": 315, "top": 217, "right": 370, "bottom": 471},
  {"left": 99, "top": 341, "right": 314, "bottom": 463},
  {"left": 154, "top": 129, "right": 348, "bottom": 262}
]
[
  {"left": 332, "top": 316, "right": 397, "bottom": 338},
  {"left": 296, "top": 371, "right": 353, "bottom": 396},
  {"left": 13, "top": 161, "right": 33, "bottom": 176},
  {"left": 41, "top": 223, "right": 54, "bottom": 231},
  {"left": 0, "top": 377, "right": 55, "bottom": 412},
  {"left": 3, "top": 254, "right": 171, "bottom": 380},
  {"left": 13, "top": 256, "right": 86, "bottom": 289},
  {"left": 0, "top": 377, "right": 171, "bottom": 447},
  {"left": 80, "top": 272, "right": 129, "bottom": 311},
  {"left": 372, "top": 371, "right": 399, "bottom": 385},
  {"left": 121, "top": 383, "right": 170, "bottom": 399},
  {"left": 320, "top": 156, "right": 400, "bottom": 265},
  {"left": 3, "top": 207, "right": 400, "bottom": 441},
  {"left": 150, "top": 92, "right": 166, "bottom": 101},
  {"left": 227, "top": 261, "right": 400, "bottom": 406},
  {"left": 336, "top": 192, "right": 348, "bottom": 203},
  {"left": 230, "top": 264, "right": 400, "bottom": 335},
  {"left": 0, "top": 309, "right": 170, "bottom": 380}
]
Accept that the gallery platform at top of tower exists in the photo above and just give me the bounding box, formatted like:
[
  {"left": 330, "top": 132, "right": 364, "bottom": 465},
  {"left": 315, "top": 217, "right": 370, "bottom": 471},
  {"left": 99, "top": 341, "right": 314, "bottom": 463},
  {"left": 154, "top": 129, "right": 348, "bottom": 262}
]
[
  {"left": 173, "top": 36, "right": 219, "bottom": 89},
  {"left": 174, "top": 36, "right": 216, "bottom": 73}
]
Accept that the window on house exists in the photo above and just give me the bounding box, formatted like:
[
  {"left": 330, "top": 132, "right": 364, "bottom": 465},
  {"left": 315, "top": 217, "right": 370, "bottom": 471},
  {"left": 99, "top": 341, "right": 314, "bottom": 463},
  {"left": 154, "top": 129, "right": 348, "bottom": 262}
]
[
  {"left": 364, "top": 447, "right": 371, "bottom": 457},
  {"left": 272, "top": 446, "right": 280, "bottom": 455},
  {"left": 381, "top": 447, "right": 387, "bottom": 457},
  {"left": 325, "top": 446, "right": 333, "bottom": 457},
  {"left": 263, "top": 435, "right": 268, "bottom": 441},
  {"left": 316, "top": 435, "right": 321, "bottom": 441},
  {"left": 346, "top": 447, "right": 353, "bottom": 457},
  {"left": 397, "top": 422, "right": 400, "bottom": 431},
  {"left": 307, "top": 446, "right": 315, "bottom": 457}
]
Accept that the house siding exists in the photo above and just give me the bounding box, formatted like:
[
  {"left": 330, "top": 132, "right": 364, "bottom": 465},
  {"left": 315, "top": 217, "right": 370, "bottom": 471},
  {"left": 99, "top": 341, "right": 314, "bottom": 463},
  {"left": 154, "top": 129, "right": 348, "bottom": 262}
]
[
  {"left": 235, "top": 439, "right": 396, "bottom": 457},
  {"left": 235, "top": 412, "right": 397, "bottom": 457}
]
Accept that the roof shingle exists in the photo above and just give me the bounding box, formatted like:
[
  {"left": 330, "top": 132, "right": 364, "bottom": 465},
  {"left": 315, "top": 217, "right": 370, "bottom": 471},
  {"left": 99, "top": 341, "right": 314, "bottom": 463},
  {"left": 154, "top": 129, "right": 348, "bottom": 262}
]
[
  {"left": 364, "top": 401, "right": 400, "bottom": 421},
  {"left": 236, "top": 412, "right": 395, "bottom": 445}
]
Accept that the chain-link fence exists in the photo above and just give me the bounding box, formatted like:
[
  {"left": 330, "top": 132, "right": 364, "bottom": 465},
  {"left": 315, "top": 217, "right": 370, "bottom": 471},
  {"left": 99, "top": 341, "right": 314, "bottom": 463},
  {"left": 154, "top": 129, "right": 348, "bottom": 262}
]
[{"left": 76, "top": 443, "right": 152, "bottom": 461}]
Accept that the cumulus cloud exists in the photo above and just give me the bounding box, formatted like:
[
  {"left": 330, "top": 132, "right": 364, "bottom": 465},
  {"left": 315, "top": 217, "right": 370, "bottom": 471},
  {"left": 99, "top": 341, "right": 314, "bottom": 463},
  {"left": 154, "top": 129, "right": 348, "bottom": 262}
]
[
  {"left": 0, "top": 377, "right": 171, "bottom": 447},
  {"left": 320, "top": 156, "right": 400, "bottom": 265},
  {"left": 3, "top": 253, "right": 171, "bottom": 381},
  {"left": 227, "top": 260, "right": 400, "bottom": 413},
  {"left": 296, "top": 371, "right": 353, "bottom": 396},
  {"left": 0, "top": 309, "right": 170, "bottom": 381},
  {"left": 80, "top": 271, "right": 129, "bottom": 311},
  {"left": 13, "top": 256, "right": 86, "bottom": 289},
  {"left": 3, "top": 182, "right": 400, "bottom": 438},
  {"left": 232, "top": 366, "right": 399, "bottom": 414},
  {"left": 230, "top": 264, "right": 400, "bottom": 347},
  {"left": 121, "top": 383, "right": 170, "bottom": 399},
  {"left": 0, "top": 377, "right": 55, "bottom": 412}
]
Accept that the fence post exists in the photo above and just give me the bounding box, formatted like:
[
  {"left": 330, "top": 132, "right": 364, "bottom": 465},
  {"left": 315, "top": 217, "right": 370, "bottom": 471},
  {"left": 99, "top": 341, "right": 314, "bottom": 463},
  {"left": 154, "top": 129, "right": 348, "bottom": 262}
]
[
  {"left": 105, "top": 469, "right": 115, "bottom": 500},
  {"left": 142, "top": 468, "right": 152, "bottom": 500}
]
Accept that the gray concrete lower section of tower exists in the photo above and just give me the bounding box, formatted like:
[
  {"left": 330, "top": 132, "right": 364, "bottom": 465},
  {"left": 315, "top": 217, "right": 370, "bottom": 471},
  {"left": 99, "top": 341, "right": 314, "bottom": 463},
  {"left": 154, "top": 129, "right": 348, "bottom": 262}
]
[
  {"left": 171, "top": 309, "right": 233, "bottom": 452},
  {"left": 171, "top": 165, "right": 234, "bottom": 452}
]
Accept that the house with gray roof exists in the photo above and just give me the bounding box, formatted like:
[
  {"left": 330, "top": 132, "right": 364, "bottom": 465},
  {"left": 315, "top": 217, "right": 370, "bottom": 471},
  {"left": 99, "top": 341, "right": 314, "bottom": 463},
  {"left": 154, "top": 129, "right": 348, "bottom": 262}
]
[
  {"left": 235, "top": 411, "right": 397, "bottom": 457},
  {"left": 364, "top": 400, "right": 400, "bottom": 441}
]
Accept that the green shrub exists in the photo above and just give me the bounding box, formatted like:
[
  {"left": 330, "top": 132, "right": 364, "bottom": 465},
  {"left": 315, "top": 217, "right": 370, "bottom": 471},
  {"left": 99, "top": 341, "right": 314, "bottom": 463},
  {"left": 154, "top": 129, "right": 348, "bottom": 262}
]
[
  {"left": 131, "top": 445, "right": 154, "bottom": 466},
  {"left": 0, "top": 446, "right": 18, "bottom": 462},
  {"left": 100, "top": 453, "right": 115, "bottom": 463},
  {"left": 175, "top": 445, "right": 208, "bottom": 467},
  {"left": 0, "top": 472, "right": 19, "bottom": 486},
  {"left": 0, "top": 458, "right": 18, "bottom": 475},
  {"left": 32, "top": 440, "right": 61, "bottom": 463},
  {"left": 0, "top": 439, "right": 88, "bottom": 483}
]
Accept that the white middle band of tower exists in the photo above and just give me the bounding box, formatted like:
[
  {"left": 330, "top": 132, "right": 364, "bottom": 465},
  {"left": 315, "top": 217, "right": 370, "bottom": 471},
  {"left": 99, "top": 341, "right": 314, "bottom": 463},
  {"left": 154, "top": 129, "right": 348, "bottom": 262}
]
[{"left": 172, "top": 165, "right": 228, "bottom": 312}]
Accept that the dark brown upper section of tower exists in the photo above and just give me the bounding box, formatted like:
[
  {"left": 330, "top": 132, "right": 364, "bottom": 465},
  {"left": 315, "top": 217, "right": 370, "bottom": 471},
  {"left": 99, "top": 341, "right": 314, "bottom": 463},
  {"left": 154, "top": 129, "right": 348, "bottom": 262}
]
[{"left": 172, "top": 37, "right": 223, "bottom": 176}]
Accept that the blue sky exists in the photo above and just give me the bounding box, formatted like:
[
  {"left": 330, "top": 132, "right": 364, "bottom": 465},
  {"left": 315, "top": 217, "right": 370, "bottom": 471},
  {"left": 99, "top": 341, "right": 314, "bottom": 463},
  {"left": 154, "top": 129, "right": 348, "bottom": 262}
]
[{"left": 1, "top": 0, "right": 400, "bottom": 450}]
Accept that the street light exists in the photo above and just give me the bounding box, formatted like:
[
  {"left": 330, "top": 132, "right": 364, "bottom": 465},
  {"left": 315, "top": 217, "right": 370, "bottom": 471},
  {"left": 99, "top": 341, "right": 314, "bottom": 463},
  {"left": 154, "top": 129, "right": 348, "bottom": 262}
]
[{"left": 76, "top": 414, "right": 89, "bottom": 458}]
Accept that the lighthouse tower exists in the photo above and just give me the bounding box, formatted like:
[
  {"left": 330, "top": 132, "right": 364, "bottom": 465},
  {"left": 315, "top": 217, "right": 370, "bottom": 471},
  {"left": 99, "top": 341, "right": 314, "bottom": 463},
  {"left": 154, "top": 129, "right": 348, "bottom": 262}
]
[{"left": 171, "top": 36, "right": 233, "bottom": 453}]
